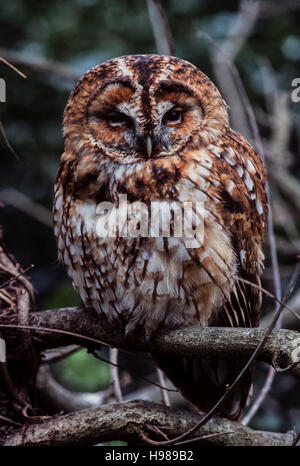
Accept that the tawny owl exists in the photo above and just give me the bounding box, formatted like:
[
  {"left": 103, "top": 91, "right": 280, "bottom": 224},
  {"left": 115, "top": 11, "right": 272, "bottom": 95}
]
[{"left": 53, "top": 55, "right": 267, "bottom": 420}]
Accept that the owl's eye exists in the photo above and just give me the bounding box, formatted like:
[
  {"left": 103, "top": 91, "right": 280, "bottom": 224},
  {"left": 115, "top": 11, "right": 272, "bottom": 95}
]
[
  {"left": 108, "top": 111, "right": 132, "bottom": 127},
  {"left": 163, "top": 108, "right": 182, "bottom": 125}
]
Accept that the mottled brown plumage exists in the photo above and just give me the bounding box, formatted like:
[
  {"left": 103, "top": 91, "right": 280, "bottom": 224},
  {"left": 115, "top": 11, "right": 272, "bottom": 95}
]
[{"left": 53, "top": 55, "right": 267, "bottom": 419}]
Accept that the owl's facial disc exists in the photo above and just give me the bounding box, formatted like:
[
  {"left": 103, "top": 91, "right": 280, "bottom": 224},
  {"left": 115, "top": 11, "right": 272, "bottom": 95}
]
[{"left": 85, "top": 77, "right": 203, "bottom": 161}]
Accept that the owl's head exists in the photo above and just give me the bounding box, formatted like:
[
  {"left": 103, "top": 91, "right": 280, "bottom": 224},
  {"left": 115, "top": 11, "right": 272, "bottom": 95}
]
[{"left": 63, "top": 55, "right": 229, "bottom": 163}]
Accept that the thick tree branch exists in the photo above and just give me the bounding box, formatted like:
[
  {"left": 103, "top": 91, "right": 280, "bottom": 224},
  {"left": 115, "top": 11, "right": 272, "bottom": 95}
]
[
  {"left": 2, "top": 400, "right": 293, "bottom": 446},
  {"left": 2, "top": 306, "right": 299, "bottom": 379}
]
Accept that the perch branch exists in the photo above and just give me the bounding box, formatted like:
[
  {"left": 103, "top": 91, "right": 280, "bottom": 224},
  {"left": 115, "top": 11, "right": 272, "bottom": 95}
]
[{"left": 1, "top": 307, "right": 299, "bottom": 379}]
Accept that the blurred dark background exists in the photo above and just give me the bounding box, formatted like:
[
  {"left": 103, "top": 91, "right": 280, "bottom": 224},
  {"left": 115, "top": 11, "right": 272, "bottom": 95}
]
[{"left": 0, "top": 0, "right": 300, "bottom": 436}]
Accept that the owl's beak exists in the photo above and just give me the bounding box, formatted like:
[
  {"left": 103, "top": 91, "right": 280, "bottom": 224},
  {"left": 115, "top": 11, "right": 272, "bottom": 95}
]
[
  {"left": 136, "top": 134, "right": 154, "bottom": 158},
  {"left": 136, "top": 134, "right": 161, "bottom": 158},
  {"left": 146, "top": 135, "right": 152, "bottom": 158}
]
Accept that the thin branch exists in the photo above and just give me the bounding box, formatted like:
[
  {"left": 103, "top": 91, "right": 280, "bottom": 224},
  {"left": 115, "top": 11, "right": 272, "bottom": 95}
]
[
  {"left": 0, "top": 415, "right": 21, "bottom": 427},
  {"left": 198, "top": 0, "right": 260, "bottom": 141},
  {"left": 236, "top": 276, "right": 300, "bottom": 323},
  {"left": 91, "top": 347, "right": 177, "bottom": 393},
  {"left": 0, "top": 189, "right": 53, "bottom": 228},
  {"left": 0, "top": 323, "right": 111, "bottom": 349},
  {"left": 0, "top": 264, "right": 34, "bottom": 291},
  {"left": 146, "top": 0, "right": 175, "bottom": 56},
  {"left": 198, "top": 21, "right": 285, "bottom": 426},
  {"left": 240, "top": 58, "right": 284, "bottom": 427},
  {"left": 36, "top": 365, "right": 110, "bottom": 412},
  {"left": 258, "top": 0, "right": 300, "bottom": 18},
  {"left": 0, "top": 121, "right": 20, "bottom": 160},
  {"left": 0, "top": 48, "right": 80, "bottom": 82},
  {"left": 242, "top": 367, "right": 277, "bottom": 425},
  {"left": 41, "top": 345, "right": 81, "bottom": 364},
  {"left": 156, "top": 367, "right": 170, "bottom": 407},
  {"left": 37, "top": 365, "right": 181, "bottom": 414},
  {"left": 110, "top": 348, "right": 123, "bottom": 402},
  {"left": 217, "top": 0, "right": 260, "bottom": 61},
  {"left": 197, "top": 30, "right": 261, "bottom": 152},
  {"left": 0, "top": 57, "right": 27, "bottom": 79},
  {"left": 292, "top": 431, "right": 300, "bottom": 447}
]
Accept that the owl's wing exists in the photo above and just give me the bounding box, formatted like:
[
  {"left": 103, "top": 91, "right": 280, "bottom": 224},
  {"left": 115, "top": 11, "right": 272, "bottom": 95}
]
[
  {"left": 202, "top": 129, "right": 267, "bottom": 418},
  {"left": 155, "top": 129, "right": 268, "bottom": 420},
  {"left": 213, "top": 129, "right": 267, "bottom": 329}
]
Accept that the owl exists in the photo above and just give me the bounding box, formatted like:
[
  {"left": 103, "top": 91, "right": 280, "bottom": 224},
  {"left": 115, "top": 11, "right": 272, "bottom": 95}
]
[{"left": 53, "top": 55, "right": 267, "bottom": 420}]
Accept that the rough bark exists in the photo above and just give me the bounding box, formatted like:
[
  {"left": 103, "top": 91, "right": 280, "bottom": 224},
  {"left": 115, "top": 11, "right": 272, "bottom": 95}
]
[
  {"left": 2, "top": 400, "right": 293, "bottom": 446},
  {"left": 10, "top": 306, "right": 298, "bottom": 380}
]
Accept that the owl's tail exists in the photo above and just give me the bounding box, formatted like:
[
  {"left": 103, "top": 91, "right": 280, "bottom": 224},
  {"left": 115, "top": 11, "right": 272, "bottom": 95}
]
[{"left": 153, "top": 354, "right": 253, "bottom": 420}]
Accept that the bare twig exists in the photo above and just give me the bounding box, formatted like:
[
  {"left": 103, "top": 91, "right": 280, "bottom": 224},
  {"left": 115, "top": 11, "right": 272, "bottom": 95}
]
[
  {"left": 91, "top": 347, "right": 177, "bottom": 392},
  {"left": 0, "top": 48, "right": 79, "bottom": 82},
  {"left": 0, "top": 189, "right": 53, "bottom": 228},
  {"left": 37, "top": 365, "right": 181, "bottom": 414},
  {"left": 292, "top": 431, "right": 300, "bottom": 447},
  {"left": 241, "top": 61, "right": 286, "bottom": 427},
  {"left": 36, "top": 365, "right": 109, "bottom": 412},
  {"left": 0, "top": 121, "right": 20, "bottom": 160},
  {"left": 0, "top": 57, "right": 27, "bottom": 79},
  {"left": 41, "top": 345, "right": 81, "bottom": 364},
  {"left": 198, "top": 19, "right": 286, "bottom": 426},
  {"left": 242, "top": 206, "right": 283, "bottom": 423},
  {"left": 0, "top": 323, "right": 110, "bottom": 349},
  {"left": 0, "top": 415, "right": 21, "bottom": 427},
  {"left": 156, "top": 368, "right": 170, "bottom": 407},
  {"left": 199, "top": 0, "right": 259, "bottom": 141},
  {"left": 0, "top": 361, "right": 19, "bottom": 401},
  {"left": 217, "top": 0, "right": 260, "bottom": 61},
  {"left": 258, "top": 0, "right": 300, "bottom": 18},
  {"left": 236, "top": 277, "right": 299, "bottom": 323},
  {"left": 0, "top": 264, "right": 34, "bottom": 291},
  {"left": 110, "top": 348, "right": 123, "bottom": 402},
  {"left": 146, "top": 0, "right": 175, "bottom": 56}
]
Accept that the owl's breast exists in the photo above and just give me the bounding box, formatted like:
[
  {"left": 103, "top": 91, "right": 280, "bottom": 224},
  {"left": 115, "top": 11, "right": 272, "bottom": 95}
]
[{"left": 54, "top": 150, "right": 236, "bottom": 336}]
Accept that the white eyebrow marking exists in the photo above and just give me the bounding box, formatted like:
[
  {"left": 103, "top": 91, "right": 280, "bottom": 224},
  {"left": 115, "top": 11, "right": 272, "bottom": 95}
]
[{"left": 156, "top": 100, "right": 174, "bottom": 118}]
